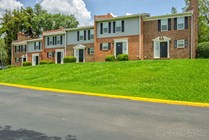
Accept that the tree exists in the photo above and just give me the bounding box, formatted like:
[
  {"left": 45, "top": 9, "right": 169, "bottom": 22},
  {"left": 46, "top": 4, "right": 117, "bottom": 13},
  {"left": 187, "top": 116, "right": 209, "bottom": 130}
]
[
  {"left": 171, "top": 7, "right": 178, "bottom": 14},
  {"left": 0, "top": 38, "right": 8, "bottom": 66}
]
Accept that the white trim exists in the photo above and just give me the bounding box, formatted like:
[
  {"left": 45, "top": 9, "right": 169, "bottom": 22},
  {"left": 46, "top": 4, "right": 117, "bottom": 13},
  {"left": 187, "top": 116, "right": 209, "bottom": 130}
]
[
  {"left": 177, "top": 40, "right": 185, "bottom": 48},
  {"left": 74, "top": 45, "right": 86, "bottom": 63},
  {"left": 153, "top": 36, "right": 170, "bottom": 59},
  {"left": 55, "top": 49, "right": 64, "bottom": 64},
  {"left": 32, "top": 53, "right": 39, "bottom": 66},
  {"left": 114, "top": 38, "right": 129, "bottom": 57},
  {"left": 177, "top": 17, "right": 185, "bottom": 30}
]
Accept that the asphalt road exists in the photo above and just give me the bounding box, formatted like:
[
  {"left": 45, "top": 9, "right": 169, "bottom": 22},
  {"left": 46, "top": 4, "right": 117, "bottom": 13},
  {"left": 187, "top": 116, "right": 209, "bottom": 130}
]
[{"left": 0, "top": 85, "right": 208, "bottom": 140}]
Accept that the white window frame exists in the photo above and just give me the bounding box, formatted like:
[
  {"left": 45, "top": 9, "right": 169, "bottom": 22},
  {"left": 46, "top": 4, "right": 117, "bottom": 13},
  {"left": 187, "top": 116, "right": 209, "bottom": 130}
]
[
  {"left": 177, "top": 40, "right": 185, "bottom": 48},
  {"left": 79, "top": 30, "right": 84, "bottom": 40},
  {"left": 35, "top": 42, "right": 40, "bottom": 50},
  {"left": 116, "top": 21, "right": 122, "bottom": 32},
  {"left": 57, "top": 36, "right": 61, "bottom": 44},
  {"left": 161, "top": 19, "right": 168, "bottom": 31},
  {"left": 48, "top": 52, "right": 53, "bottom": 58},
  {"left": 49, "top": 37, "right": 53, "bottom": 45},
  {"left": 89, "top": 47, "right": 94, "bottom": 54},
  {"left": 90, "top": 29, "right": 94, "bottom": 39},
  {"left": 102, "top": 43, "right": 109, "bottom": 50},
  {"left": 103, "top": 22, "right": 108, "bottom": 34},
  {"left": 15, "top": 57, "right": 20, "bottom": 62},
  {"left": 177, "top": 17, "right": 185, "bottom": 30}
]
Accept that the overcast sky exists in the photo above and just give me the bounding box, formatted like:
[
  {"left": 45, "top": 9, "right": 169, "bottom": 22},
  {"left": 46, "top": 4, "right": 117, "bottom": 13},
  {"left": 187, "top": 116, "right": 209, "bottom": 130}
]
[{"left": 0, "top": 0, "right": 186, "bottom": 26}]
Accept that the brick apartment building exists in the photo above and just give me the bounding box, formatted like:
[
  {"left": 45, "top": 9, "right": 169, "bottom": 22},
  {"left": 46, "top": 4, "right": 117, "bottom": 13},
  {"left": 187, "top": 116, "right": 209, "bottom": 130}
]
[{"left": 11, "top": 0, "right": 198, "bottom": 66}]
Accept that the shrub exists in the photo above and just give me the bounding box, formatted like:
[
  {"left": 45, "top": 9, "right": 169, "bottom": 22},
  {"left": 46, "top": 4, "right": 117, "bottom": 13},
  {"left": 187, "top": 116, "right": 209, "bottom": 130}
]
[
  {"left": 64, "top": 56, "right": 76, "bottom": 63},
  {"left": 23, "top": 61, "right": 32, "bottom": 66},
  {"left": 40, "top": 60, "right": 54, "bottom": 65},
  {"left": 197, "top": 42, "right": 209, "bottom": 58},
  {"left": 117, "top": 54, "right": 129, "bottom": 61},
  {"left": 105, "top": 55, "right": 116, "bottom": 62}
]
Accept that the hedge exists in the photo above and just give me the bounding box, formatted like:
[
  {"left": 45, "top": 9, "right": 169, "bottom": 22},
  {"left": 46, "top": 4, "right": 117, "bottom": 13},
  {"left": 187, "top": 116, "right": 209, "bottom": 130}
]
[
  {"left": 40, "top": 60, "right": 54, "bottom": 65},
  {"left": 23, "top": 61, "right": 32, "bottom": 66},
  {"left": 64, "top": 56, "right": 76, "bottom": 63},
  {"left": 105, "top": 55, "right": 116, "bottom": 62},
  {"left": 117, "top": 54, "right": 129, "bottom": 61},
  {"left": 197, "top": 42, "right": 209, "bottom": 58}
]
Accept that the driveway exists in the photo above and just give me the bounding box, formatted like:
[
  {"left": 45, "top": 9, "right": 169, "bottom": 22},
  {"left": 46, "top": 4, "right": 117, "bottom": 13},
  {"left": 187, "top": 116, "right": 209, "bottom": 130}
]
[{"left": 0, "top": 85, "right": 208, "bottom": 140}]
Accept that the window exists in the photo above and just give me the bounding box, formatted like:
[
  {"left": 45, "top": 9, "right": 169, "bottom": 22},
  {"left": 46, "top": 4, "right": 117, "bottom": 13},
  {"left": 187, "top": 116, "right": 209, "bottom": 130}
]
[
  {"left": 79, "top": 30, "right": 84, "bottom": 40},
  {"left": 57, "top": 36, "right": 61, "bottom": 44},
  {"left": 16, "top": 46, "right": 20, "bottom": 52},
  {"left": 22, "top": 45, "right": 26, "bottom": 52},
  {"left": 116, "top": 21, "right": 122, "bottom": 32},
  {"left": 177, "top": 17, "right": 185, "bottom": 30},
  {"left": 90, "top": 29, "right": 94, "bottom": 39},
  {"left": 161, "top": 19, "right": 168, "bottom": 31},
  {"left": 103, "top": 22, "right": 108, "bottom": 33},
  {"left": 49, "top": 37, "right": 53, "bottom": 45},
  {"left": 47, "top": 52, "right": 54, "bottom": 58},
  {"left": 102, "top": 43, "right": 109, "bottom": 50},
  {"left": 177, "top": 40, "right": 185, "bottom": 48},
  {"left": 89, "top": 48, "right": 94, "bottom": 54},
  {"left": 34, "top": 42, "right": 40, "bottom": 50},
  {"left": 15, "top": 57, "right": 20, "bottom": 62}
]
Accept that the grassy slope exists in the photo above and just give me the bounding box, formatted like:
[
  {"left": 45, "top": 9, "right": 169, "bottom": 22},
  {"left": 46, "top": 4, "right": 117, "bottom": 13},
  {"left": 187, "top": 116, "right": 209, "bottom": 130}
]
[{"left": 0, "top": 59, "right": 209, "bottom": 103}]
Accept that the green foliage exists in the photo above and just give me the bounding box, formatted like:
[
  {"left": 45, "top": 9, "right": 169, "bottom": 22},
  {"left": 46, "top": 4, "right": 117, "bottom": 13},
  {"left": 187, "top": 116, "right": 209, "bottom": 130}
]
[
  {"left": 23, "top": 61, "right": 32, "bottom": 66},
  {"left": 40, "top": 60, "right": 54, "bottom": 65},
  {"left": 171, "top": 7, "right": 178, "bottom": 14},
  {"left": 64, "top": 56, "right": 76, "bottom": 63},
  {"left": 117, "top": 54, "right": 129, "bottom": 61},
  {"left": 0, "top": 38, "right": 8, "bottom": 66},
  {"left": 197, "top": 42, "right": 209, "bottom": 58},
  {"left": 105, "top": 55, "right": 116, "bottom": 62}
]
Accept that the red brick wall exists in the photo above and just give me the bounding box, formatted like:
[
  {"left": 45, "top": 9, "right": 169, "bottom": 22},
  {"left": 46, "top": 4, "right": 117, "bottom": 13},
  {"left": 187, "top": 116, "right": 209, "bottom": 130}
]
[
  {"left": 42, "top": 47, "right": 65, "bottom": 62},
  {"left": 94, "top": 35, "right": 139, "bottom": 61},
  {"left": 143, "top": 17, "right": 192, "bottom": 59},
  {"left": 66, "top": 43, "right": 94, "bottom": 62}
]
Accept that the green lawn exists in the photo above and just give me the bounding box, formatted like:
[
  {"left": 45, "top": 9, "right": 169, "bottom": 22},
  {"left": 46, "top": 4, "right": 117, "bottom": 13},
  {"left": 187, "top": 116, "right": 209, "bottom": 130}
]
[{"left": 1, "top": 59, "right": 209, "bottom": 103}]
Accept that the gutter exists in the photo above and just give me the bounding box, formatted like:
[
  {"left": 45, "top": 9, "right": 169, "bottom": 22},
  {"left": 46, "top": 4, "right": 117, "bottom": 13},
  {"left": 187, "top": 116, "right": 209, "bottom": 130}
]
[
  {"left": 65, "top": 31, "right": 67, "bottom": 57},
  {"left": 191, "top": 10, "right": 194, "bottom": 59}
]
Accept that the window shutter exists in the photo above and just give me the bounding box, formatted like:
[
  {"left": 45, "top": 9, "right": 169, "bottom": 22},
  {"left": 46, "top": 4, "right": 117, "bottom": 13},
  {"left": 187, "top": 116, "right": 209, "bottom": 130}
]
[
  {"left": 174, "top": 18, "right": 177, "bottom": 30},
  {"left": 77, "top": 31, "right": 80, "bottom": 41},
  {"left": 168, "top": 18, "right": 171, "bottom": 31},
  {"left": 158, "top": 20, "right": 161, "bottom": 31},
  {"left": 60, "top": 36, "right": 63, "bottom": 44},
  {"left": 88, "top": 30, "right": 90, "bottom": 40},
  {"left": 113, "top": 22, "right": 116, "bottom": 33},
  {"left": 88, "top": 48, "right": 90, "bottom": 54},
  {"left": 20, "top": 45, "right": 23, "bottom": 52},
  {"left": 100, "top": 43, "right": 103, "bottom": 50},
  {"left": 174, "top": 40, "right": 177, "bottom": 48},
  {"left": 84, "top": 30, "right": 86, "bottom": 40},
  {"left": 47, "top": 37, "right": 49, "bottom": 45},
  {"left": 52, "top": 52, "right": 55, "bottom": 57},
  {"left": 39, "top": 42, "right": 41, "bottom": 49},
  {"left": 47, "top": 52, "right": 49, "bottom": 58},
  {"left": 108, "top": 43, "right": 111, "bottom": 50},
  {"left": 55, "top": 36, "right": 57, "bottom": 45},
  {"left": 185, "top": 17, "right": 188, "bottom": 29},
  {"left": 185, "top": 39, "right": 188, "bottom": 48},
  {"left": 53, "top": 37, "right": 55, "bottom": 45},
  {"left": 108, "top": 22, "right": 111, "bottom": 33},
  {"left": 15, "top": 46, "right": 16, "bottom": 52},
  {"left": 100, "top": 23, "right": 103, "bottom": 34},
  {"left": 34, "top": 42, "right": 36, "bottom": 50},
  {"left": 122, "top": 20, "right": 125, "bottom": 32}
]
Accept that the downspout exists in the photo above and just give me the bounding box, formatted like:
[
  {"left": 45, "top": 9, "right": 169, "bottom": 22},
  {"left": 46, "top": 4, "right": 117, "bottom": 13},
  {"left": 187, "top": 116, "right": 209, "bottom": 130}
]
[
  {"left": 138, "top": 15, "right": 141, "bottom": 60},
  {"left": 191, "top": 10, "right": 194, "bottom": 59},
  {"left": 65, "top": 31, "right": 67, "bottom": 57}
]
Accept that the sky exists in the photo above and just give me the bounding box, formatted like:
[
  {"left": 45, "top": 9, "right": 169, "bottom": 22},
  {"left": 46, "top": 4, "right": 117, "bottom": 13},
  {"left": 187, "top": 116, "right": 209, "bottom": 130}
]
[{"left": 0, "top": 0, "right": 186, "bottom": 26}]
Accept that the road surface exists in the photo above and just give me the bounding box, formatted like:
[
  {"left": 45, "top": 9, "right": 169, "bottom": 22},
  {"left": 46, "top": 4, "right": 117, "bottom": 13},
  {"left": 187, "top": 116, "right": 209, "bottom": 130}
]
[{"left": 0, "top": 85, "right": 208, "bottom": 140}]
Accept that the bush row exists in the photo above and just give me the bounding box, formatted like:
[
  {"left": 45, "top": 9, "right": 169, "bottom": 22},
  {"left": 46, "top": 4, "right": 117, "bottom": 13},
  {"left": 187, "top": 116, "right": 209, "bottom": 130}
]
[
  {"left": 105, "top": 54, "right": 129, "bottom": 62},
  {"left": 197, "top": 42, "right": 209, "bottom": 58}
]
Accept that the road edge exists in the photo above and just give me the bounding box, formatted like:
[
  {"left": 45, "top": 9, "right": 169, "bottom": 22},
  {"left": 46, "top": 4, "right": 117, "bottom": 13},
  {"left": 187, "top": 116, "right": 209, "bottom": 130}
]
[{"left": 0, "top": 82, "right": 209, "bottom": 108}]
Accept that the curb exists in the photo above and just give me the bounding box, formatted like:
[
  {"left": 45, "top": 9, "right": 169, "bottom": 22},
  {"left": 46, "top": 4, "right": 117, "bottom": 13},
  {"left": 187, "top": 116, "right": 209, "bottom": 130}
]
[{"left": 0, "top": 82, "right": 209, "bottom": 108}]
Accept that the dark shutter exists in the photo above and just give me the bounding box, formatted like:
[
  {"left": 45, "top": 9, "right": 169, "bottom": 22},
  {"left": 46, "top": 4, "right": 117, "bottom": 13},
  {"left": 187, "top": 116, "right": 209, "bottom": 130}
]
[
  {"left": 60, "top": 36, "right": 63, "bottom": 44},
  {"left": 88, "top": 30, "right": 90, "bottom": 40},
  {"left": 108, "top": 43, "right": 111, "bottom": 50},
  {"left": 19, "top": 46, "right": 20, "bottom": 52},
  {"left": 108, "top": 22, "right": 111, "bottom": 33},
  {"left": 174, "top": 18, "right": 177, "bottom": 30},
  {"left": 88, "top": 48, "right": 90, "bottom": 54},
  {"left": 20, "top": 45, "right": 23, "bottom": 52},
  {"left": 185, "top": 39, "right": 188, "bottom": 48},
  {"left": 77, "top": 31, "right": 79, "bottom": 41},
  {"left": 100, "top": 23, "right": 103, "bottom": 34},
  {"left": 52, "top": 52, "right": 55, "bottom": 57},
  {"left": 47, "top": 37, "right": 49, "bottom": 45},
  {"left": 122, "top": 20, "right": 125, "bottom": 32},
  {"left": 100, "top": 43, "right": 103, "bottom": 50},
  {"left": 47, "top": 52, "right": 49, "bottom": 58},
  {"left": 158, "top": 20, "right": 161, "bottom": 32},
  {"left": 15, "top": 46, "right": 16, "bottom": 52},
  {"left": 39, "top": 42, "right": 41, "bottom": 50},
  {"left": 53, "top": 37, "right": 55, "bottom": 45},
  {"left": 84, "top": 30, "right": 86, "bottom": 40},
  {"left": 113, "top": 22, "right": 116, "bottom": 33},
  {"left": 185, "top": 17, "right": 188, "bottom": 29},
  {"left": 168, "top": 18, "right": 171, "bottom": 31},
  {"left": 174, "top": 40, "right": 177, "bottom": 48},
  {"left": 55, "top": 36, "right": 57, "bottom": 45},
  {"left": 34, "top": 42, "right": 36, "bottom": 50}
]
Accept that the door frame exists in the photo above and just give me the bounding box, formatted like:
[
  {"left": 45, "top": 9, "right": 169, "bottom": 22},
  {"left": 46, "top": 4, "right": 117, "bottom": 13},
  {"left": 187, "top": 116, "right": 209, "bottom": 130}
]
[
  {"left": 153, "top": 36, "right": 170, "bottom": 59},
  {"left": 114, "top": 38, "right": 128, "bottom": 57},
  {"left": 32, "top": 53, "right": 39, "bottom": 66},
  {"left": 73, "top": 44, "right": 86, "bottom": 63},
  {"left": 55, "top": 49, "right": 64, "bottom": 64}
]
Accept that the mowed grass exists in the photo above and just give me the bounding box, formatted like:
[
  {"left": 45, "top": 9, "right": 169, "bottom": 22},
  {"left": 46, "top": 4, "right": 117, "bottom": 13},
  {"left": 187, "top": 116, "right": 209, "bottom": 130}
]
[{"left": 0, "top": 59, "right": 209, "bottom": 103}]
